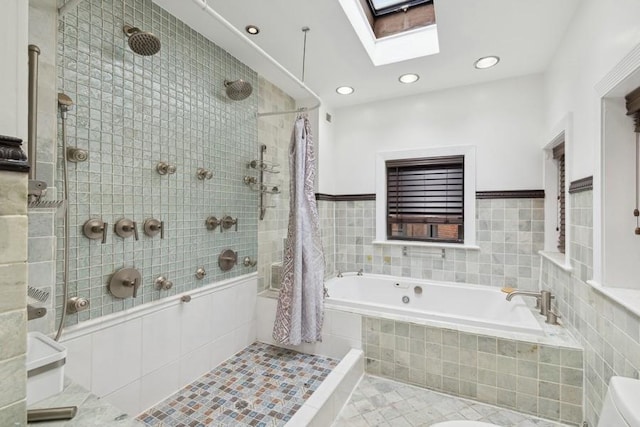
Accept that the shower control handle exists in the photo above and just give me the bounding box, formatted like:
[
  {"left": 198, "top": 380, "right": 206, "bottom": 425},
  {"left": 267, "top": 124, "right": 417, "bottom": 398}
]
[
  {"left": 122, "top": 278, "right": 140, "bottom": 298},
  {"left": 83, "top": 219, "right": 108, "bottom": 244},
  {"left": 197, "top": 168, "right": 213, "bottom": 180},
  {"left": 221, "top": 215, "right": 238, "bottom": 231},
  {"left": 144, "top": 219, "right": 164, "bottom": 239},
  {"left": 115, "top": 219, "right": 139, "bottom": 240},
  {"left": 109, "top": 268, "right": 142, "bottom": 299},
  {"left": 156, "top": 162, "right": 177, "bottom": 175},
  {"left": 206, "top": 216, "right": 220, "bottom": 231},
  {"left": 155, "top": 276, "right": 173, "bottom": 290}
]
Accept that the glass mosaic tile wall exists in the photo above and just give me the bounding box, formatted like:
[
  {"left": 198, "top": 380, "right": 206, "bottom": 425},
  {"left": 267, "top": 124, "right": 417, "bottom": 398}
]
[{"left": 56, "top": 0, "right": 259, "bottom": 325}]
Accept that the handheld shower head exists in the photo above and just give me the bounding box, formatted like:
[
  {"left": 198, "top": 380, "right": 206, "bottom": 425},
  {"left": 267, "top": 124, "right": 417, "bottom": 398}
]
[
  {"left": 123, "top": 25, "right": 161, "bottom": 56},
  {"left": 58, "top": 93, "right": 74, "bottom": 118},
  {"left": 224, "top": 80, "right": 253, "bottom": 101}
]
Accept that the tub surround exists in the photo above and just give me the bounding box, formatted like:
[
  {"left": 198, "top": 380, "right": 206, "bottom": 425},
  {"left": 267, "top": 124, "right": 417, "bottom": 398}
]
[
  {"left": 362, "top": 316, "right": 583, "bottom": 425},
  {"left": 320, "top": 196, "right": 544, "bottom": 291}
]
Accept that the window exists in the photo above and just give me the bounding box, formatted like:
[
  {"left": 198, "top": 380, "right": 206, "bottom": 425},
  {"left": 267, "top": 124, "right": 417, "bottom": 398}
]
[
  {"left": 386, "top": 156, "right": 464, "bottom": 243},
  {"left": 367, "top": 0, "right": 431, "bottom": 17},
  {"left": 553, "top": 143, "right": 565, "bottom": 253},
  {"left": 375, "top": 146, "right": 476, "bottom": 248}
]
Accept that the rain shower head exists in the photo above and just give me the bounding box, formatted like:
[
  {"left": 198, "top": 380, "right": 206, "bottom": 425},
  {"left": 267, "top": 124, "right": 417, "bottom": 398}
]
[
  {"left": 123, "top": 25, "right": 161, "bottom": 56},
  {"left": 224, "top": 80, "right": 253, "bottom": 101}
]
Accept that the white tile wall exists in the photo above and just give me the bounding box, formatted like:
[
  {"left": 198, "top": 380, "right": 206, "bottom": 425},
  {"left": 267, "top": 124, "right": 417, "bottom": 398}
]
[
  {"left": 61, "top": 275, "right": 257, "bottom": 416},
  {"left": 141, "top": 305, "right": 181, "bottom": 376},
  {"left": 91, "top": 318, "right": 143, "bottom": 396},
  {"left": 139, "top": 361, "right": 181, "bottom": 412}
]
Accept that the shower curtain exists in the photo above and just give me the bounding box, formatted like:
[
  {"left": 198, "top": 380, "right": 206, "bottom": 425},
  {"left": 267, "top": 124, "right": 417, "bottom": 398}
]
[{"left": 272, "top": 115, "right": 325, "bottom": 345}]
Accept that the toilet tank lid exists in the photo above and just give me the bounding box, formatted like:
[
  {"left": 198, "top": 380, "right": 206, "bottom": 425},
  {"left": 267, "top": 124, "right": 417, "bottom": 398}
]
[{"left": 610, "top": 376, "right": 640, "bottom": 426}]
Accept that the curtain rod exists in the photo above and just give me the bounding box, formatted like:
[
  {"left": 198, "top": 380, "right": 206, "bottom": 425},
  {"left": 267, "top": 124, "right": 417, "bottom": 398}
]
[{"left": 191, "top": 0, "right": 322, "bottom": 117}]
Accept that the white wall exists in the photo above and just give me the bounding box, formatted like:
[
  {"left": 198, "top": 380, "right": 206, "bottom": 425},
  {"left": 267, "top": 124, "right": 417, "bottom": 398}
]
[
  {"left": 602, "top": 98, "right": 640, "bottom": 289},
  {"left": 544, "top": 0, "right": 640, "bottom": 181},
  {"left": 323, "top": 74, "right": 545, "bottom": 194}
]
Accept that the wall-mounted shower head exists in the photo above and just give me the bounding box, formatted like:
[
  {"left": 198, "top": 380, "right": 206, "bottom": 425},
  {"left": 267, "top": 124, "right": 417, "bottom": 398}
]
[
  {"left": 123, "top": 25, "right": 161, "bottom": 56},
  {"left": 224, "top": 80, "right": 253, "bottom": 101}
]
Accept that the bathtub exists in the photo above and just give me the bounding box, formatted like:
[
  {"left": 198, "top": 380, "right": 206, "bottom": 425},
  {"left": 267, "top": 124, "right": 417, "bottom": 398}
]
[{"left": 325, "top": 273, "right": 544, "bottom": 336}]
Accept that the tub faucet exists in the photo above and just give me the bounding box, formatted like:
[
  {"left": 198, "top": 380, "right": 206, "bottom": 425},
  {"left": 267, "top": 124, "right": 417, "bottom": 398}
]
[
  {"left": 336, "top": 271, "right": 343, "bottom": 278},
  {"left": 357, "top": 269, "right": 363, "bottom": 276},
  {"left": 506, "top": 290, "right": 554, "bottom": 315}
]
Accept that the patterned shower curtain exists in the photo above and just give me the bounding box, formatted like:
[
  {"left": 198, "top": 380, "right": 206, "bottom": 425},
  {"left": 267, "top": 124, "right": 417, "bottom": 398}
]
[{"left": 272, "top": 115, "right": 325, "bottom": 345}]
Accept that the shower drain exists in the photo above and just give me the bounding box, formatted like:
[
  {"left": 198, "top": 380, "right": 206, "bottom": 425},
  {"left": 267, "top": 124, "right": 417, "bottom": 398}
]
[
  {"left": 235, "top": 400, "right": 249, "bottom": 410},
  {"left": 402, "top": 296, "right": 410, "bottom": 304}
]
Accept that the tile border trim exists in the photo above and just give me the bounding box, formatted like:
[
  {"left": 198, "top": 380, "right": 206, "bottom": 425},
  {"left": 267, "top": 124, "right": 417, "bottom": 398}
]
[
  {"left": 315, "top": 193, "right": 376, "bottom": 201},
  {"left": 568, "top": 176, "right": 593, "bottom": 194},
  {"left": 0, "top": 135, "right": 29, "bottom": 173},
  {"left": 316, "top": 190, "right": 546, "bottom": 201},
  {"left": 475, "top": 190, "right": 545, "bottom": 199}
]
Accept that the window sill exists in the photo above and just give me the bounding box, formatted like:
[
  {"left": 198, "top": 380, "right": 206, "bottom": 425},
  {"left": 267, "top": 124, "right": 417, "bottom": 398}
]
[
  {"left": 372, "top": 240, "right": 480, "bottom": 251},
  {"left": 587, "top": 280, "right": 640, "bottom": 319},
  {"left": 539, "top": 251, "right": 572, "bottom": 272}
]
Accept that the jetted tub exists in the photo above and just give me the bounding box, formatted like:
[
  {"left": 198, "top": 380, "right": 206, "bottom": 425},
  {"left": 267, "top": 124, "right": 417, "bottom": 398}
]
[{"left": 324, "top": 273, "right": 545, "bottom": 336}]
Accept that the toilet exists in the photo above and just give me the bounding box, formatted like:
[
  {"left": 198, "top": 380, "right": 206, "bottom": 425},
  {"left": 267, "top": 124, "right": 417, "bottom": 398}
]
[
  {"left": 430, "top": 376, "right": 640, "bottom": 427},
  {"left": 598, "top": 376, "right": 640, "bottom": 426}
]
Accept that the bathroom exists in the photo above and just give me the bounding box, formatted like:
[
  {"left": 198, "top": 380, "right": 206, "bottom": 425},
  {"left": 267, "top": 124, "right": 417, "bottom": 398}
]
[{"left": 1, "top": 0, "right": 640, "bottom": 426}]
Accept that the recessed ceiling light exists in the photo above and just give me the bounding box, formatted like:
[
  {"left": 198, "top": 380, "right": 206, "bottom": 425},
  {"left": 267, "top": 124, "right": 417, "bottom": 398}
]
[
  {"left": 336, "top": 86, "right": 354, "bottom": 95},
  {"left": 399, "top": 73, "right": 420, "bottom": 84},
  {"left": 245, "top": 25, "right": 260, "bottom": 35},
  {"left": 474, "top": 56, "right": 500, "bottom": 69}
]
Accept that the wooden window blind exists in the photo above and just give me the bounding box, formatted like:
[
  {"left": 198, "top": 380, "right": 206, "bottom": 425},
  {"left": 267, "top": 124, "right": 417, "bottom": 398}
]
[
  {"left": 386, "top": 155, "right": 464, "bottom": 243},
  {"left": 553, "top": 143, "right": 565, "bottom": 253}
]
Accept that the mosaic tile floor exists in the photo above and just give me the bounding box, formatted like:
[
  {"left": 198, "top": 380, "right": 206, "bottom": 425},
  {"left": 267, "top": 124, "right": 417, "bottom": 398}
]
[
  {"left": 334, "top": 375, "right": 570, "bottom": 427},
  {"left": 137, "top": 342, "right": 338, "bottom": 427}
]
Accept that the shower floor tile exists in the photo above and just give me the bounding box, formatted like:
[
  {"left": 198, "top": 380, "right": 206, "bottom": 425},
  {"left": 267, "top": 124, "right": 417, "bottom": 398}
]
[
  {"left": 137, "top": 342, "right": 338, "bottom": 427},
  {"left": 335, "top": 375, "right": 571, "bottom": 427}
]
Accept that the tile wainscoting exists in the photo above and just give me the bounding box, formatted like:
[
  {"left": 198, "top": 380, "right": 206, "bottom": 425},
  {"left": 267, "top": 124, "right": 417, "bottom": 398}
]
[
  {"left": 318, "top": 194, "right": 544, "bottom": 291},
  {"left": 541, "top": 188, "right": 640, "bottom": 426}
]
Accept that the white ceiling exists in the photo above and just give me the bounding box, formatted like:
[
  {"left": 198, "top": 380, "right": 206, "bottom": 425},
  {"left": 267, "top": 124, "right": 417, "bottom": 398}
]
[{"left": 154, "top": 0, "right": 580, "bottom": 110}]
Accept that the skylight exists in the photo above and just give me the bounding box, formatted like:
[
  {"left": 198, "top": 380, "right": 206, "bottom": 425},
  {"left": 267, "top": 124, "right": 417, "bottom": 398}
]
[
  {"left": 339, "top": 0, "right": 439, "bottom": 66},
  {"left": 368, "top": 0, "right": 431, "bottom": 17}
]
